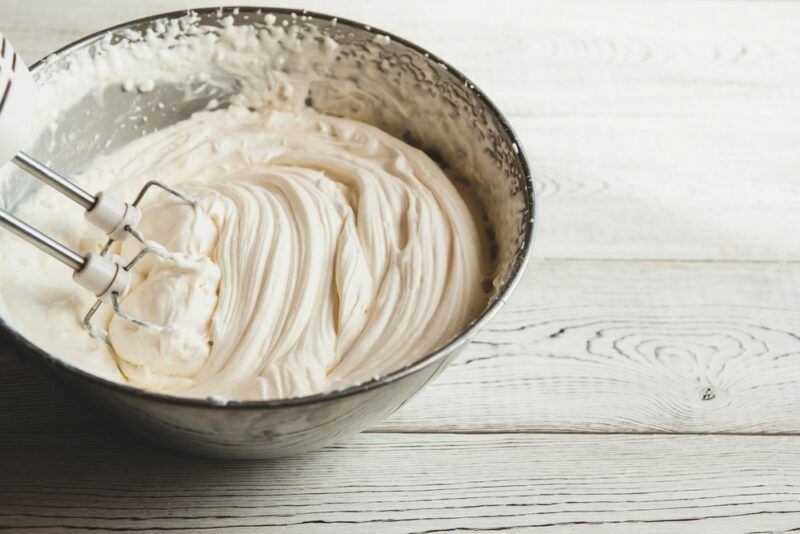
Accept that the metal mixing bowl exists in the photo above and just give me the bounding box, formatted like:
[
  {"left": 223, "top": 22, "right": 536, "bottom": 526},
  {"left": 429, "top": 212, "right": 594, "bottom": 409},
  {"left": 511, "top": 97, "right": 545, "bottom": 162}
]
[{"left": 0, "top": 7, "right": 536, "bottom": 458}]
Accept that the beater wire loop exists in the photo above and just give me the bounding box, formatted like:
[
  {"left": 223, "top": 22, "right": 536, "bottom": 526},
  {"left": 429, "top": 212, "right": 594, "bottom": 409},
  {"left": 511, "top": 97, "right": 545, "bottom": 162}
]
[{"left": 83, "top": 180, "right": 196, "bottom": 346}]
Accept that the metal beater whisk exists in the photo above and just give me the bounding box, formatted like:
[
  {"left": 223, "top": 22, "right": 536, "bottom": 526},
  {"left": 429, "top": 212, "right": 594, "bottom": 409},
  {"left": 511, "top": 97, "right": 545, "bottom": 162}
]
[{"left": 0, "top": 32, "right": 194, "bottom": 345}]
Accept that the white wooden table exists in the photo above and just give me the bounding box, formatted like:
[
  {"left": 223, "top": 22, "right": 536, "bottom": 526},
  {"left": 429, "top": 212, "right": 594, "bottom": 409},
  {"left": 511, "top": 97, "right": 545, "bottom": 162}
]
[{"left": 2, "top": 1, "right": 799, "bottom": 531}]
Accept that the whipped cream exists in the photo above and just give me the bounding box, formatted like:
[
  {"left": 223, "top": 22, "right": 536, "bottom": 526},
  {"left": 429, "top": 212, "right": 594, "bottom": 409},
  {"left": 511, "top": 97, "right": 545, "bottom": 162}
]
[
  {"left": 0, "top": 12, "right": 496, "bottom": 400},
  {"left": 1, "top": 100, "right": 486, "bottom": 401}
]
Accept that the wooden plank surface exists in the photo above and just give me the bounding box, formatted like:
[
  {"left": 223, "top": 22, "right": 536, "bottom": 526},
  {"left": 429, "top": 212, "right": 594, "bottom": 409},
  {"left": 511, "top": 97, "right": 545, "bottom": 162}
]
[
  {"left": 2, "top": 0, "right": 800, "bottom": 532},
  {"left": 380, "top": 259, "right": 800, "bottom": 434},
  {"left": 3, "top": 431, "right": 800, "bottom": 533}
]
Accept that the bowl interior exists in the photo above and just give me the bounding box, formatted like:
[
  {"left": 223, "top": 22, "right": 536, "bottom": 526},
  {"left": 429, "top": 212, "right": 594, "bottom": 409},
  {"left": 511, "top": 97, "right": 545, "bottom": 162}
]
[{"left": 0, "top": 8, "right": 533, "bottom": 401}]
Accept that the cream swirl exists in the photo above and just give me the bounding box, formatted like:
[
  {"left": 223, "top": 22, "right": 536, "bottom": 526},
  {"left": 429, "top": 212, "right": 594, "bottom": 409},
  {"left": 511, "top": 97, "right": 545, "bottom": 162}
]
[{"left": 1, "top": 105, "right": 486, "bottom": 400}]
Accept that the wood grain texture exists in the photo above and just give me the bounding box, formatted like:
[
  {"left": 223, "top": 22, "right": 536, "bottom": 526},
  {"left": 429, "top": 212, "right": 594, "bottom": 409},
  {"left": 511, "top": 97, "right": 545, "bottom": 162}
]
[
  {"left": 3, "top": 431, "right": 800, "bottom": 533},
  {"left": 379, "top": 259, "right": 800, "bottom": 433}
]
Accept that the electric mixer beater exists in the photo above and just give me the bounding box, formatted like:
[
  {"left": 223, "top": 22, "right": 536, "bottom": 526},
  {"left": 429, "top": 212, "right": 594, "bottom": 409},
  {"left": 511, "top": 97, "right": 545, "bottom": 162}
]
[{"left": 0, "top": 32, "right": 195, "bottom": 345}]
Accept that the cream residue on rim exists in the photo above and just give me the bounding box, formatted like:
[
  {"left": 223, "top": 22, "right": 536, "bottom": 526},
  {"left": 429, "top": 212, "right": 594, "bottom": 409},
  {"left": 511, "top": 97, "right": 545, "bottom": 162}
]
[{"left": 0, "top": 13, "right": 490, "bottom": 400}]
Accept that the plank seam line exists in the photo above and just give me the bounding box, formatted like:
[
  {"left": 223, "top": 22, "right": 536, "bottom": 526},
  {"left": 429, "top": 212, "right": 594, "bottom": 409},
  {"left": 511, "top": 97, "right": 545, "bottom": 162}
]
[{"left": 365, "top": 429, "right": 800, "bottom": 437}]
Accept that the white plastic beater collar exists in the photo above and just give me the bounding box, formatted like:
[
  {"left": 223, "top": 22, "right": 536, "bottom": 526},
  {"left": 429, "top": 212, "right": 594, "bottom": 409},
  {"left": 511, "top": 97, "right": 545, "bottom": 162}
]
[
  {"left": 72, "top": 252, "right": 130, "bottom": 298},
  {"left": 85, "top": 192, "right": 142, "bottom": 241}
]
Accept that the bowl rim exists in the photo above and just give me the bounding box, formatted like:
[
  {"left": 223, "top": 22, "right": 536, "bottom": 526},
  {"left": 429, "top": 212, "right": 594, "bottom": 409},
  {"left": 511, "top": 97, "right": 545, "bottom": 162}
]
[{"left": 1, "top": 5, "right": 537, "bottom": 409}]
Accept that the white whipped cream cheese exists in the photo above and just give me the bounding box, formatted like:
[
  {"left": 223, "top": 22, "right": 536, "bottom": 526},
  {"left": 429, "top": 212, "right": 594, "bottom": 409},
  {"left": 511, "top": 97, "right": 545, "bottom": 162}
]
[{"left": 0, "top": 13, "right": 489, "bottom": 400}]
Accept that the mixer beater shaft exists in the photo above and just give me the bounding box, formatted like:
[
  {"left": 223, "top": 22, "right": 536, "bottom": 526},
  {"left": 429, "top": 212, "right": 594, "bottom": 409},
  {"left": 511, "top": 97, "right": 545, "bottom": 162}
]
[{"left": 0, "top": 30, "right": 197, "bottom": 347}]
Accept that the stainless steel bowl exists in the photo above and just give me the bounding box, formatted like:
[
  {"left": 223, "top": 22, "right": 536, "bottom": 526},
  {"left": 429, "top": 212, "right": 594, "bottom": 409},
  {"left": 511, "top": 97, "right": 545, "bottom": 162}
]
[{"left": 0, "top": 7, "right": 536, "bottom": 458}]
